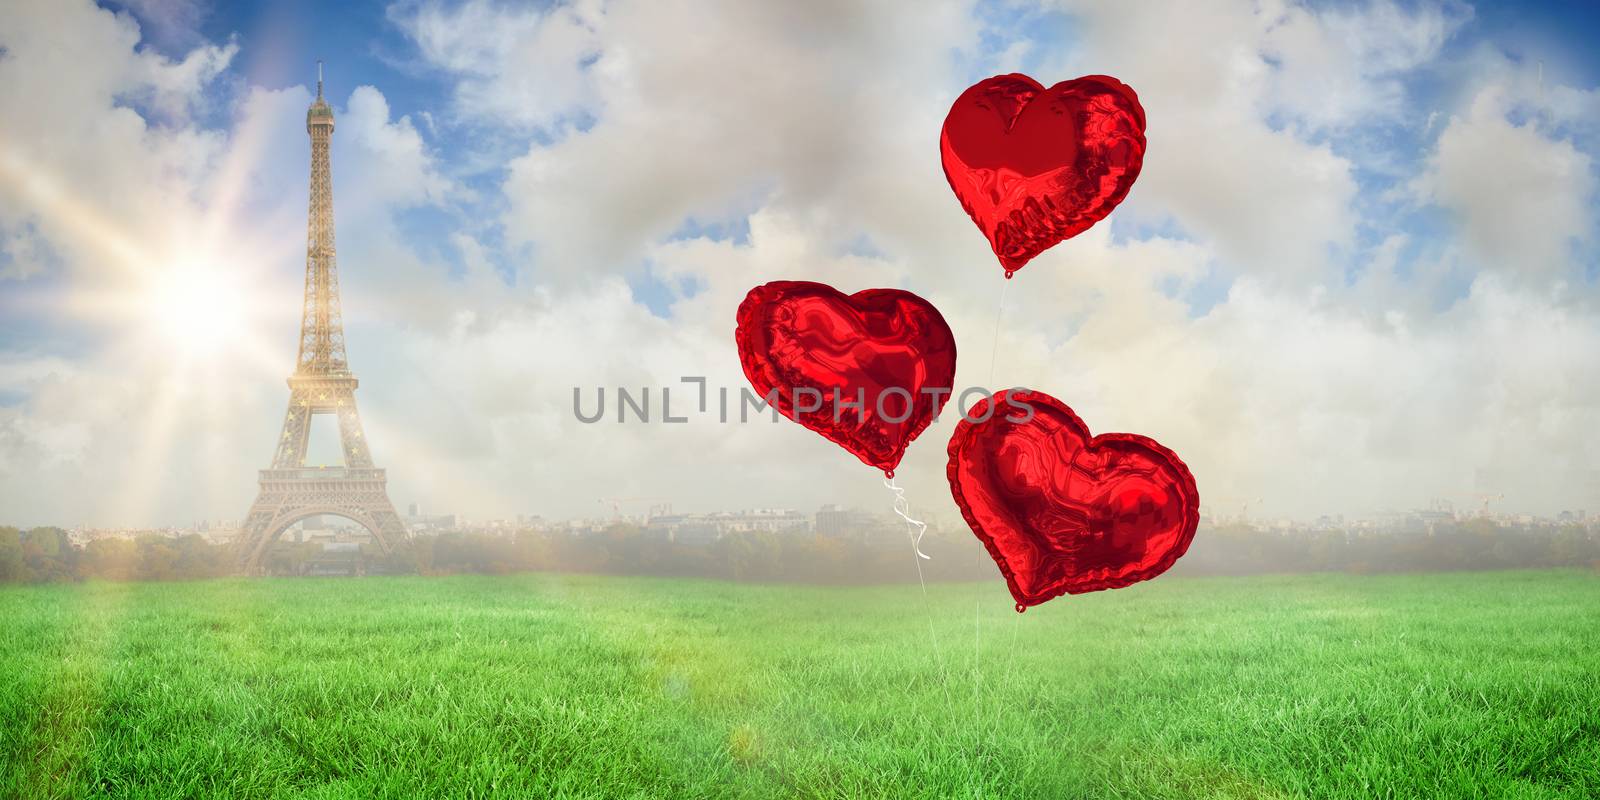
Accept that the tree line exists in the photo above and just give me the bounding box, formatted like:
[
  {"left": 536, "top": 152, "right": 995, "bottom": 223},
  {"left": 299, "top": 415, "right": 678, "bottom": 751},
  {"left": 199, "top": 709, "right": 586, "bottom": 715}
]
[{"left": 1, "top": 519, "right": 1597, "bottom": 584}]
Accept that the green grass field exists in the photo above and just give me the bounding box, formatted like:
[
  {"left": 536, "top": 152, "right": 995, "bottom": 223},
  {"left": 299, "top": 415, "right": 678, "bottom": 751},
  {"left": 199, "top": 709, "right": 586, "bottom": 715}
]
[{"left": 2, "top": 570, "right": 1597, "bottom": 799}]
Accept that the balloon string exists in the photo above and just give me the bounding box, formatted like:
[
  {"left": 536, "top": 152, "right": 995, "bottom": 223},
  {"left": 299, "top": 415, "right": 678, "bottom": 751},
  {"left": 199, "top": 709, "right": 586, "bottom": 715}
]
[
  {"left": 885, "top": 476, "right": 930, "bottom": 560},
  {"left": 885, "top": 475, "right": 958, "bottom": 726},
  {"left": 973, "top": 240, "right": 1013, "bottom": 753},
  {"left": 988, "top": 278, "right": 1009, "bottom": 390}
]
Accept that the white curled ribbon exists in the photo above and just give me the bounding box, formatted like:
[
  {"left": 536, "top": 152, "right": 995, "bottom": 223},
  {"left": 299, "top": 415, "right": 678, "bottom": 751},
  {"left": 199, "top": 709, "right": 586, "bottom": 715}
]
[{"left": 885, "top": 476, "right": 931, "bottom": 560}]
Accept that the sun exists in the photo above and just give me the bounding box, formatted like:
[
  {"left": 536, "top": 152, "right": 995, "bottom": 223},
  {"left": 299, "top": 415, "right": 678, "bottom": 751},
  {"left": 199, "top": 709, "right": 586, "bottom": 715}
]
[{"left": 142, "top": 262, "right": 257, "bottom": 359}]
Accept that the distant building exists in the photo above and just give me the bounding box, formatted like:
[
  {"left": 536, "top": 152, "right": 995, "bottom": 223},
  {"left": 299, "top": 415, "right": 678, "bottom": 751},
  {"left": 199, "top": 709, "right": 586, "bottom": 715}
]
[
  {"left": 305, "top": 541, "right": 365, "bottom": 577},
  {"left": 644, "top": 514, "right": 721, "bottom": 545},
  {"left": 704, "top": 509, "right": 810, "bottom": 535},
  {"left": 200, "top": 525, "right": 237, "bottom": 546},
  {"left": 637, "top": 508, "right": 810, "bottom": 543},
  {"left": 404, "top": 510, "right": 457, "bottom": 533},
  {"left": 815, "top": 504, "right": 878, "bottom": 538}
]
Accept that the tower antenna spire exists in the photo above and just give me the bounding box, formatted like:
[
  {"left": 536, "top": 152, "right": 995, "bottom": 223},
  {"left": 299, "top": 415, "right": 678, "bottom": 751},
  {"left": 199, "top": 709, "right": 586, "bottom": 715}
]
[{"left": 316, "top": 60, "right": 324, "bottom": 99}]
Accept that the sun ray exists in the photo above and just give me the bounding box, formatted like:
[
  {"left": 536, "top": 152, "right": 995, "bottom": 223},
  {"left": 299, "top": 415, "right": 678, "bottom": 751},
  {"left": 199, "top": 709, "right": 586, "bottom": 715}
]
[
  {"left": 102, "top": 355, "right": 187, "bottom": 526},
  {"left": 4, "top": 115, "right": 305, "bottom": 530},
  {"left": 0, "top": 148, "right": 156, "bottom": 279}
]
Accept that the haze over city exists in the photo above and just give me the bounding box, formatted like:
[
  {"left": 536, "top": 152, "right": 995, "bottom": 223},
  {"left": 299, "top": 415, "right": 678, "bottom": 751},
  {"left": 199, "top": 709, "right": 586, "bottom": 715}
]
[{"left": 2, "top": 0, "right": 1599, "bottom": 530}]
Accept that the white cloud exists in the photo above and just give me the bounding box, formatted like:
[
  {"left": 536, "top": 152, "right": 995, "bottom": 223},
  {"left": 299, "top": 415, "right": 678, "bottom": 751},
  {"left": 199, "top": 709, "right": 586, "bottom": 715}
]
[
  {"left": 1261, "top": 0, "right": 1472, "bottom": 131},
  {"left": 376, "top": 0, "right": 1598, "bottom": 521},
  {"left": 1025, "top": 0, "right": 1359, "bottom": 281},
  {"left": 1, "top": 0, "right": 1598, "bottom": 530},
  {"left": 341, "top": 86, "right": 457, "bottom": 211},
  {"left": 389, "top": 0, "right": 605, "bottom": 131},
  {"left": 1413, "top": 85, "right": 1596, "bottom": 279},
  {"left": 105, "top": 0, "right": 212, "bottom": 51},
  {"left": 481, "top": 0, "right": 983, "bottom": 281},
  {"left": 0, "top": 0, "right": 234, "bottom": 284}
]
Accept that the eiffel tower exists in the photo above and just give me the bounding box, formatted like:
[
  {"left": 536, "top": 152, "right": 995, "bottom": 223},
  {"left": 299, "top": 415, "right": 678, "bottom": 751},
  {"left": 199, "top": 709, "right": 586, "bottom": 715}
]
[{"left": 235, "top": 64, "right": 407, "bottom": 574}]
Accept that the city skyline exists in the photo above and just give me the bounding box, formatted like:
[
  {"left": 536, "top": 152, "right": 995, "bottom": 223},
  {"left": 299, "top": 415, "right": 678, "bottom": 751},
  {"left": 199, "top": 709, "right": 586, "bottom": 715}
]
[
  {"left": 2, "top": 0, "right": 1599, "bottom": 530},
  {"left": 44, "top": 491, "right": 1596, "bottom": 542}
]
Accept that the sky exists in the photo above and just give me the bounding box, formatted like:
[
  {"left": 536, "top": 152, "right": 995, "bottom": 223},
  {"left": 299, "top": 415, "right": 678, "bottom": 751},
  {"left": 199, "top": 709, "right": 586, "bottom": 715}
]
[{"left": 0, "top": 0, "right": 1597, "bottom": 528}]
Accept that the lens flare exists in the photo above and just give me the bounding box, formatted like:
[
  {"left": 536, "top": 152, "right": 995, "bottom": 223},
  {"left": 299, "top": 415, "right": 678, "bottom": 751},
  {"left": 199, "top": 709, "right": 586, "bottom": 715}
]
[{"left": 142, "top": 263, "right": 254, "bottom": 358}]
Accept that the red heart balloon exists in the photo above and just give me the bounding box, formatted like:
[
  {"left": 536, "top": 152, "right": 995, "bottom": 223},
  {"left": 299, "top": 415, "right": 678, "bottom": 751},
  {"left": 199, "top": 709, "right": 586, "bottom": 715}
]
[
  {"left": 736, "top": 281, "right": 957, "bottom": 475},
  {"left": 947, "top": 389, "right": 1198, "bottom": 609},
  {"left": 940, "top": 74, "right": 1146, "bottom": 277}
]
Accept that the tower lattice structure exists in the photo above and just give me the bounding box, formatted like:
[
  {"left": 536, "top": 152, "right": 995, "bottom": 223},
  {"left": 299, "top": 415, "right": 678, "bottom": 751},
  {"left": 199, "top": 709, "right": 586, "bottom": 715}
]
[{"left": 235, "top": 65, "right": 407, "bottom": 573}]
